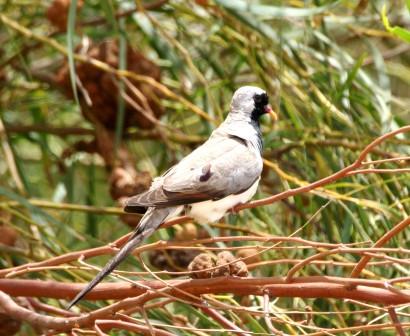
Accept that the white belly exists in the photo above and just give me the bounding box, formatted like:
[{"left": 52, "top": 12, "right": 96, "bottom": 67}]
[{"left": 188, "top": 178, "right": 260, "bottom": 224}]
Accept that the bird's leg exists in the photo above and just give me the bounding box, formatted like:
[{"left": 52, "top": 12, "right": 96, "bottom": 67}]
[{"left": 230, "top": 202, "right": 243, "bottom": 214}]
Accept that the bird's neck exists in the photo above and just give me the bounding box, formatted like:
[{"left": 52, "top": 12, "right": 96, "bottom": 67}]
[
  {"left": 225, "top": 111, "right": 260, "bottom": 127},
  {"left": 216, "top": 114, "right": 263, "bottom": 153}
]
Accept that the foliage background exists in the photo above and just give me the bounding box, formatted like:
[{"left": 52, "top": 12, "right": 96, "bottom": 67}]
[{"left": 0, "top": 0, "right": 410, "bottom": 335}]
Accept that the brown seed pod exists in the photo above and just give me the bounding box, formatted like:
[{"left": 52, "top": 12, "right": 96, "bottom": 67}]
[
  {"left": 213, "top": 251, "right": 233, "bottom": 277},
  {"left": 188, "top": 253, "right": 214, "bottom": 279},
  {"left": 0, "top": 225, "right": 18, "bottom": 247},
  {"left": 109, "top": 167, "right": 151, "bottom": 200},
  {"left": 236, "top": 248, "right": 261, "bottom": 265},
  {"left": 55, "top": 40, "right": 165, "bottom": 131},
  {"left": 174, "top": 223, "right": 198, "bottom": 241},
  {"left": 46, "top": 0, "right": 83, "bottom": 32},
  {"left": 214, "top": 251, "right": 248, "bottom": 277},
  {"left": 149, "top": 249, "right": 200, "bottom": 272}
]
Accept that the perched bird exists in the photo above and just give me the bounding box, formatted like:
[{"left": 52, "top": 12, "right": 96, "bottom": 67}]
[{"left": 67, "top": 86, "right": 275, "bottom": 308}]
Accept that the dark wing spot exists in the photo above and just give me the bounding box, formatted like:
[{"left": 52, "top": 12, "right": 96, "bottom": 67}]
[
  {"left": 199, "top": 164, "right": 212, "bottom": 182},
  {"left": 123, "top": 205, "right": 147, "bottom": 214}
]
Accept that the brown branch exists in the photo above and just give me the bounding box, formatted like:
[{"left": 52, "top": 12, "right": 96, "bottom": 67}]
[
  {"left": 25, "top": 298, "right": 78, "bottom": 318},
  {"left": 2, "top": 229, "right": 409, "bottom": 281},
  {"left": 267, "top": 138, "right": 399, "bottom": 159},
  {"left": 345, "top": 168, "right": 410, "bottom": 175},
  {"left": 200, "top": 306, "right": 249, "bottom": 335},
  {"left": 4, "top": 123, "right": 203, "bottom": 144},
  {"left": 247, "top": 259, "right": 400, "bottom": 270},
  {"left": 350, "top": 216, "right": 410, "bottom": 278},
  {"left": 387, "top": 307, "right": 406, "bottom": 336},
  {"left": 304, "top": 321, "right": 410, "bottom": 336},
  {"left": 1, "top": 277, "right": 410, "bottom": 332},
  {"left": 1, "top": 276, "right": 410, "bottom": 304},
  {"left": 1, "top": 257, "right": 402, "bottom": 280},
  {"left": 94, "top": 319, "right": 174, "bottom": 336},
  {"left": 0, "top": 233, "right": 131, "bottom": 278},
  {"left": 286, "top": 248, "right": 342, "bottom": 282},
  {"left": 0, "top": 234, "right": 365, "bottom": 278},
  {"left": 362, "top": 156, "right": 410, "bottom": 165},
  {"left": 4, "top": 124, "right": 95, "bottom": 137},
  {"left": 235, "top": 125, "right": 410, "bottom": 211}
]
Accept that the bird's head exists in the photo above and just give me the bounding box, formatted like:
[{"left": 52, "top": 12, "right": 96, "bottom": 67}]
[{"left": 230, "top": 86, "right": 276, "bottom": 123}]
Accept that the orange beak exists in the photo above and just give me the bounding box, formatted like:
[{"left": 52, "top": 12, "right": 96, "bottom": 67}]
[{"left": 264, "top": 105, "right": 278, "bottom": 122}]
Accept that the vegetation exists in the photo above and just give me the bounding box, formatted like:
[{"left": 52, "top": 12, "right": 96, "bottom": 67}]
[{"left": 0, "top": 0, "right": 410, "bottom": 334}]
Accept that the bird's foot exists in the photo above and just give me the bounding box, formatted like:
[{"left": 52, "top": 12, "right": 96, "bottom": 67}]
[{"left": 230, "top": 203, "right": 242, "bottom": 214}]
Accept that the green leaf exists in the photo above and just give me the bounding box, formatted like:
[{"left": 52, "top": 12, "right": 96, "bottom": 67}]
[
  {"left": 101, "top": 0, "right": 118, "bottom": 31},
  {"left": 381, "top": 4, "right": 410, "bottom": 43},
  {"left": 335, "top": 52, "right": 366, "bottom": 102}
]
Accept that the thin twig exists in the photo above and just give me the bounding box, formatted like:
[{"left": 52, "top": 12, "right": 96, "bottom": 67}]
[
  {"left": 94, "top": 319, "right": 174, "bottom": 336},
  {"left": 350, "top": 217, "right": 410, "bottom": 277},
  {"left": 387, "top": 307, "right": 406, "bottom": 336},
  {"left": 0, "top": 116, "right": 25, "bottom": 194},
  {"left": 263, "top": 293, "right": 283, "bottom": 335}
]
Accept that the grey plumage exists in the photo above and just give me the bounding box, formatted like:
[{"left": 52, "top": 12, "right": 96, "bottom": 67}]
[
  {"left": 67, "top": 86, "right": 272, "bottom": 309},
  {"left": 126, "top": 133, "right": 262, "bottom": 207}
]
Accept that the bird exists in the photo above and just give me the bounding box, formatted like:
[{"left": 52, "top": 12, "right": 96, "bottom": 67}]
[{"left": 67, "top": 86, "right": 275, "bottom": 309}]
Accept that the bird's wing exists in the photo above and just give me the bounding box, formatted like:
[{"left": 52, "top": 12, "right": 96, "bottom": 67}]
[{"left": 125, "top": 135, "right": 262, "bottom": 210}]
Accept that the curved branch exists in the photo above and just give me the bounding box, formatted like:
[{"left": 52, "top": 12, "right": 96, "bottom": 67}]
[
  {"left": 94, "top": 319, "right": 174, "bottom": 336},
  {"left": 350, "top": 216, "right": 410, "bottom": 277},
  {"left": 1, "top": 276, "right": 409, "bottom": 304},
  {"left": 236, "top": 125, "right": 410, "bottom": 211},
  {"left": 0, "top": 234, "right": 363, "bottom": 278},
  {"left": 1, "top": 277, "right": 410, "bottom": 332}
]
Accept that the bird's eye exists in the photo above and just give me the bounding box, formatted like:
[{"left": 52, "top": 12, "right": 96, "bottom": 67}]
[
  {"left": 253, "top": 93, "right": 269, "bottom": 107},
  {"left": 261, "top": 93, "right": 269, "bottom": 105}
]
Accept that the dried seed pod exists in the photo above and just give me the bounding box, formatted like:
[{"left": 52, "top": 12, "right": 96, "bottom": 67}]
[
  {"left": 149, "top": 249, "right": 199, "bottom": 272},
  {"left": 214, "top": 251, "right": 248, "bottom": 277},
  {"left": 236, "top": 248, "right": 261, "bottom": 264},
  {"left": 230, "top": 258, "right": 248, "bottom": 277},
  {"left": 174, "top": 223, "right": 198, "bottom": 241},
  {"left": 188, "top": 253, "right": 214, "bottom": 279},
  {"left": 55, "top": 40, "right": 165, "bottom": 131},
  {"left": 214, "top": 251, "right": 233, "bottom": 277},
  {"left": 109, "top": 167, "right": 151, "bottom": 200},
  {"left": 0, "top": 225, "right": 18, "bottom": 247},
  {"left": 46, "top": 0, "right": 83, "bottom": 32}
]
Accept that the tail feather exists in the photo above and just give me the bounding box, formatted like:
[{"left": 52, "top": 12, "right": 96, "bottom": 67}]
[{"left": 66, "top": 207, "right": 173, "bottom": 309}]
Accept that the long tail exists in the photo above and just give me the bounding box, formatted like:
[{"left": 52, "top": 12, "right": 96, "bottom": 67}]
[{"left": 66, "top": 207, "right": 174, "bottom": 309}]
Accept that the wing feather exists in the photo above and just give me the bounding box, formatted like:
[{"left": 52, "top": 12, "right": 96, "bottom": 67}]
[{"left": 124, "top": 134, "right": 262, "bottom": 212}]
